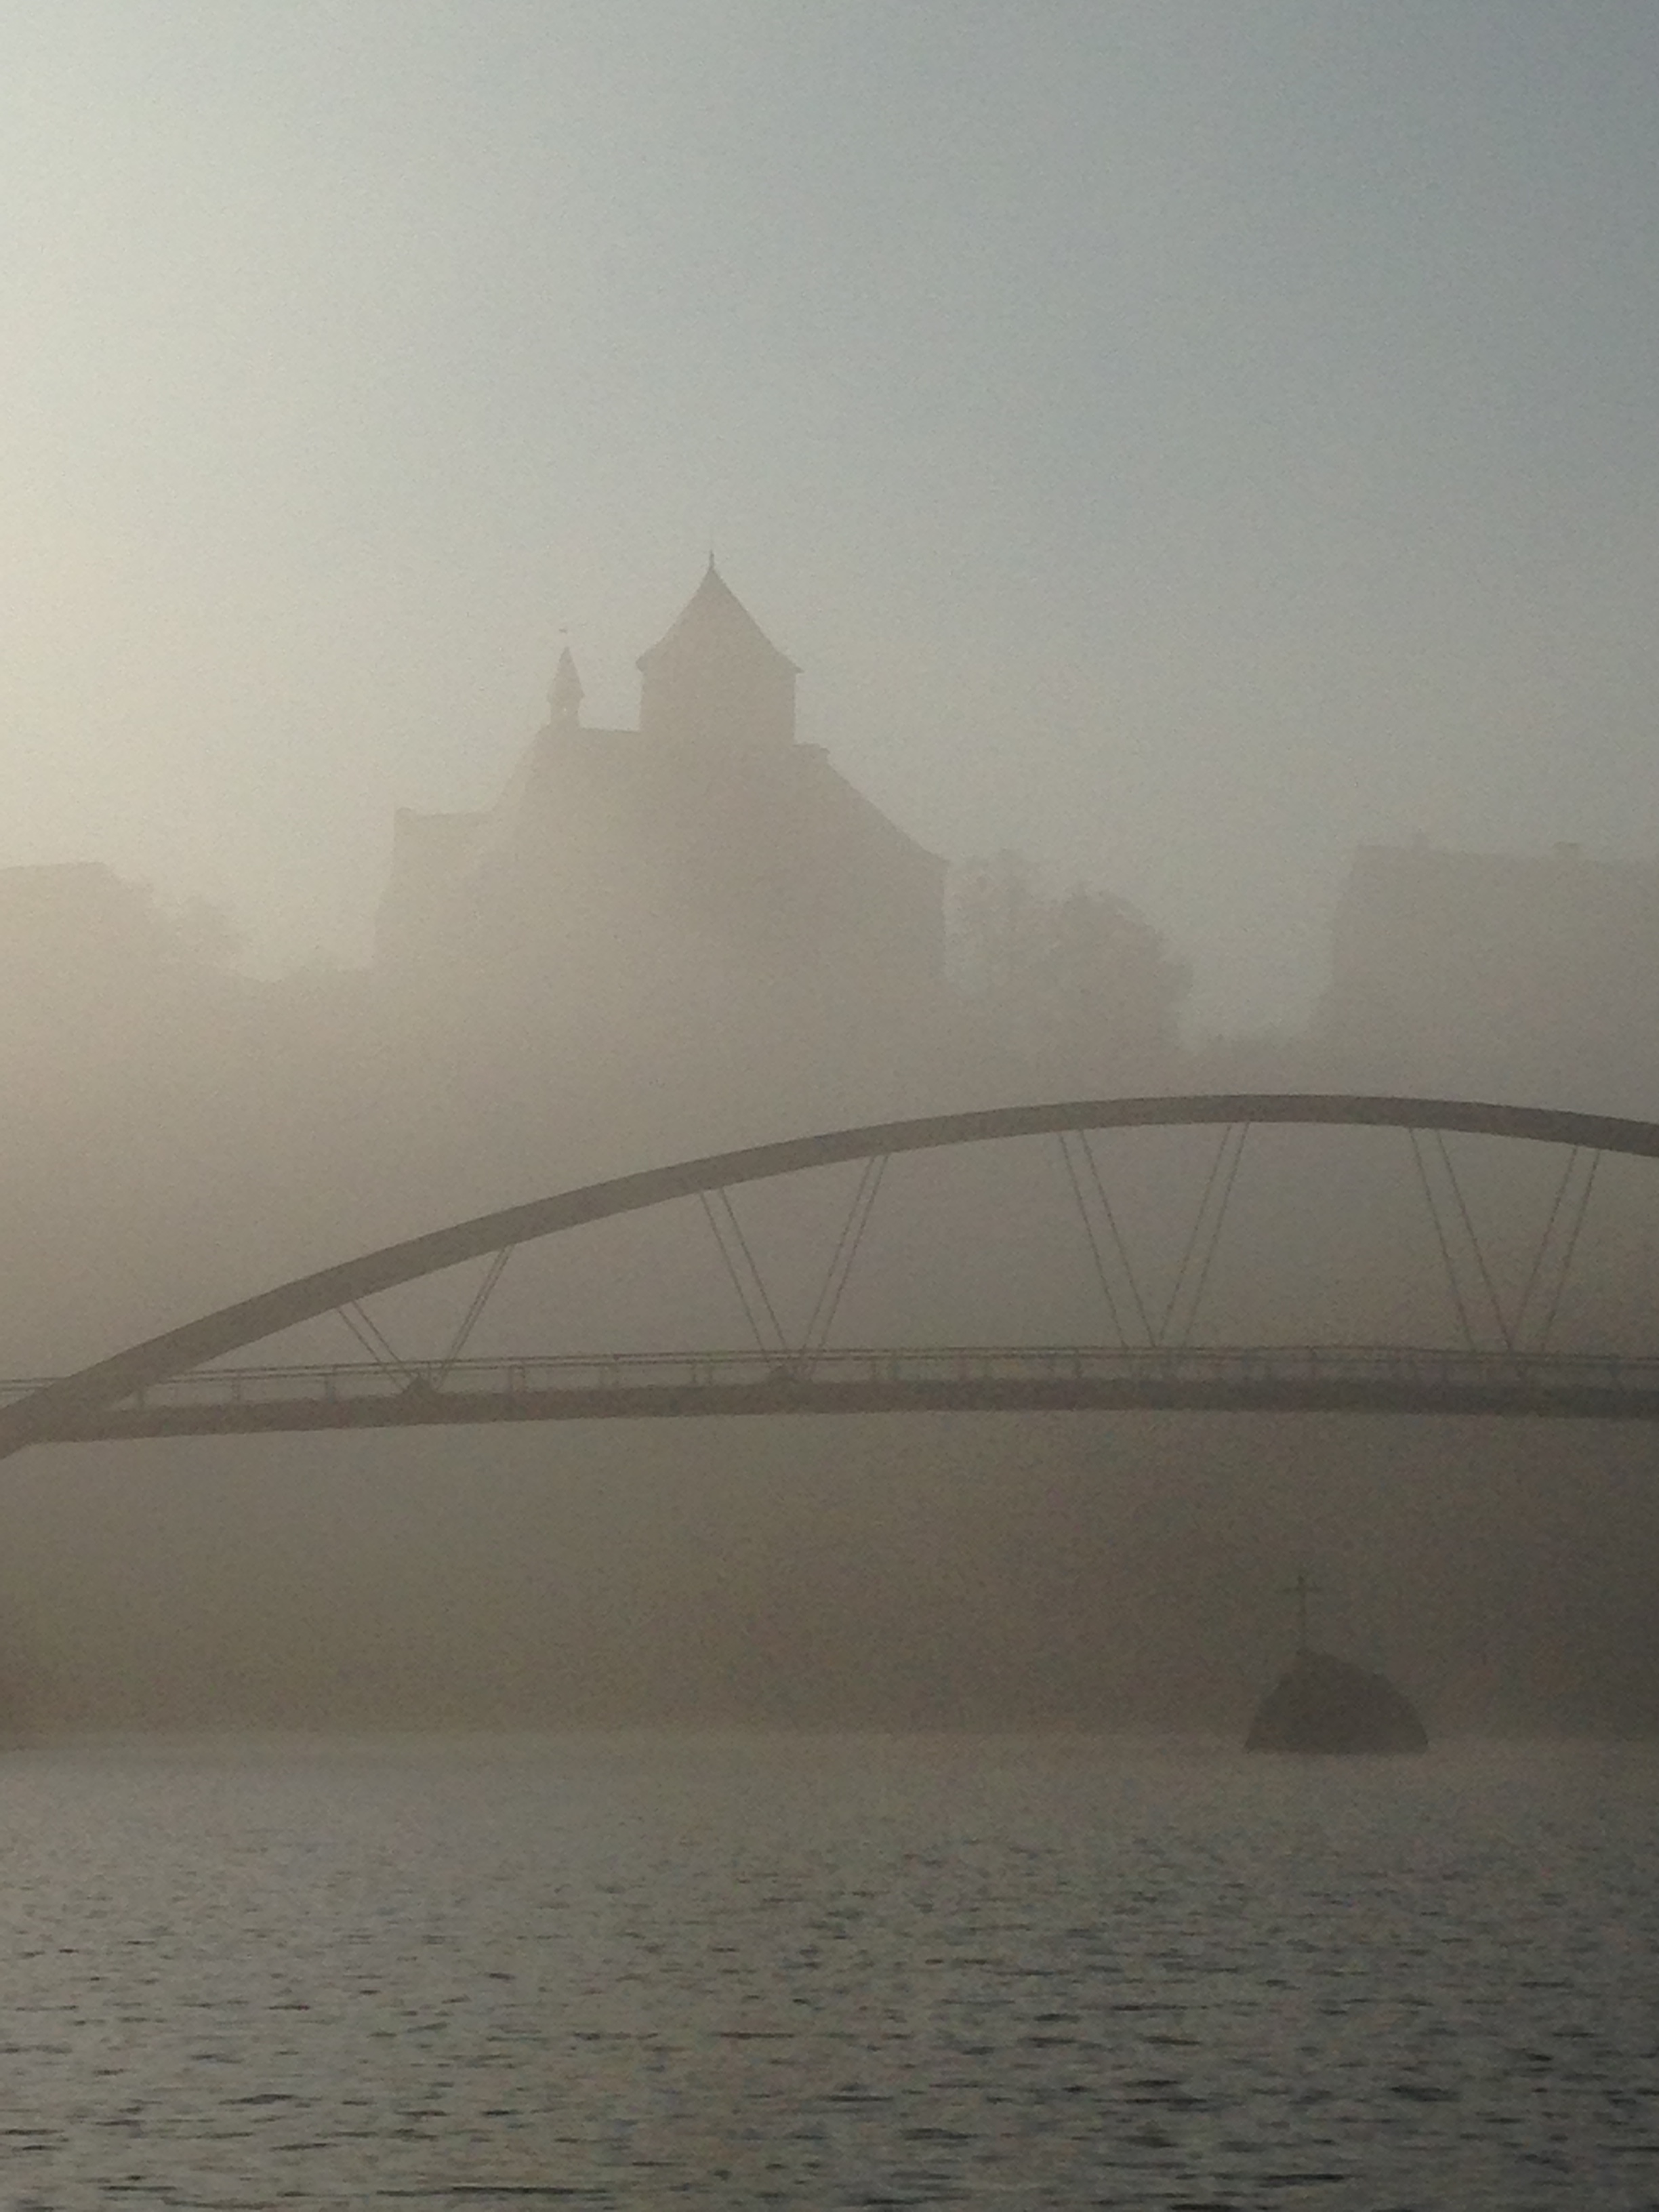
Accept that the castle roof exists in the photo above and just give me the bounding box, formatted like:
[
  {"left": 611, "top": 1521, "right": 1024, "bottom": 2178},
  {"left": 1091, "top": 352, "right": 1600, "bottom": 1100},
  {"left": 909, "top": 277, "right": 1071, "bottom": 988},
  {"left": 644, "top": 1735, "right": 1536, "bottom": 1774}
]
[{"left": 636, "top": 560, "right": 800, "bottom": 676}]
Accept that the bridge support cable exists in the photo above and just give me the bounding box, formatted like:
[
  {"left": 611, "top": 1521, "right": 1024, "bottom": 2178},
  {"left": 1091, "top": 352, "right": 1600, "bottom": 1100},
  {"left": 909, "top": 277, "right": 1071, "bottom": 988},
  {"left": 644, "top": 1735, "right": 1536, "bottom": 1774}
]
[
  {"left": 1076, "top": 1132, "right": 1155, "bottom": 1343},
  {"left": 1511, "top": 1146, "right": 1582, "bottom": 1349},
  {"left": 1535, "top": 1149, "right": 1601, "bottom": 1353},
  {"left": 1177, "top": 1123, "right": 1251, "bottom": 1347},
  {"left": 1160, "top": 1123, "right": 1250, "bottom": 1346},
  {"left": 434, "top": 1246, "right": 516, "bottom": 1386},
  {"left": 1055, "top": 1134, "right": 1129, "bottom": 1347},
  {"left": 1406, "top": 1130, "right": 1601, "bottom": 1355},
  {"left": 335, "top": 1300, "right": 418, "bottom": 1386},
  {"left": 698, "top": 1189, "right": 787, "bottom": 1356},
  {"left": 1429, "top": 1130, "right": 1515, "bottom": 1353},
  {"left": 798, "top": 1154, "right": 888, "bottom": 1361},
  {"left": 1407, "top": 1128, "right": 1481, "bottom": 1351}
]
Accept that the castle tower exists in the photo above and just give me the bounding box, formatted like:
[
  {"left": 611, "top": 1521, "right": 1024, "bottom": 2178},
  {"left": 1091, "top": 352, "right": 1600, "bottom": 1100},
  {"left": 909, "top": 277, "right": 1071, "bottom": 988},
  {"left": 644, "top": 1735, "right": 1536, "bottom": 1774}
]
[
  {"left": 636, "top": 559, "right": 800, "bottom": 750},
  {"left": 377, "top": 559, "right": 945, "bottom": 1033}
]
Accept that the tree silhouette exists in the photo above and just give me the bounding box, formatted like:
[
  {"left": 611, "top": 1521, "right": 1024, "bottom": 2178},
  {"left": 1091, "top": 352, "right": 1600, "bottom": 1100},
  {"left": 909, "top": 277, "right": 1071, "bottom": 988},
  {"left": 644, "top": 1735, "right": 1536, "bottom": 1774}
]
[{"left": 949, "top": 850, "right": 1189, "bottom": 1084}]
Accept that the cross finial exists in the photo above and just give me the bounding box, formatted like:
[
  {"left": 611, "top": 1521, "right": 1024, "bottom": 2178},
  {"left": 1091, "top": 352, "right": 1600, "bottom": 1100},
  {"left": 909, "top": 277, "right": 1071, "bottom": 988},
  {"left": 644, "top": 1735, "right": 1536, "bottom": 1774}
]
[{"left": 1284, "top": 1569, "right": 1319, "bottom": 1653}]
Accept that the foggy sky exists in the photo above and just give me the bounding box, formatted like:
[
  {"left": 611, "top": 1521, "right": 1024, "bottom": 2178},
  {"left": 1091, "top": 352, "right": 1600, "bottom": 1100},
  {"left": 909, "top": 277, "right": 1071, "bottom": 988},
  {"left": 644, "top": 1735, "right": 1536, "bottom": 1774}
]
[{"left": 6, "top": 1, "right": 1659, "bottom": 1027}]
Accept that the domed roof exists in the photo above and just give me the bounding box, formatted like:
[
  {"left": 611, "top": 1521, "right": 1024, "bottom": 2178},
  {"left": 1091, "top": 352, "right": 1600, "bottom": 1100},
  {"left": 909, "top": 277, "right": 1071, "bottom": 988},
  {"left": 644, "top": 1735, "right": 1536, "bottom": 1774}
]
[{"left": 1246, "top": 1647, "right": 1428, "bottom": 1754}]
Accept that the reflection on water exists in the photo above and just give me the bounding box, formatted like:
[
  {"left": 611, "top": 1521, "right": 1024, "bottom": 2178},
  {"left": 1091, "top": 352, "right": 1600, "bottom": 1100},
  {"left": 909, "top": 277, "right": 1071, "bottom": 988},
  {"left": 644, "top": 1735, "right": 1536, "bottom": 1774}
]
[{"left": 0, "top": 1732, "right": 1653, "bottom": 2209}]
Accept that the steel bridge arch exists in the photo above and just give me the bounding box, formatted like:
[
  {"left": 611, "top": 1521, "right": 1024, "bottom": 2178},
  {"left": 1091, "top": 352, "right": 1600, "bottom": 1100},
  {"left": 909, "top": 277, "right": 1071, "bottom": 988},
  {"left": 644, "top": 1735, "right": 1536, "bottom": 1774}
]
[{"left": 5, "top": 1092, "right": 1658, "bottom": 1460}]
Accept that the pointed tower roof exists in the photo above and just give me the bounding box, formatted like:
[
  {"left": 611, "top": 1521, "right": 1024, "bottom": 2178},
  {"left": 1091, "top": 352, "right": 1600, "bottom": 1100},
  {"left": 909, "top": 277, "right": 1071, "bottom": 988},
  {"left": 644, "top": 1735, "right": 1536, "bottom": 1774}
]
[
  {"left": 636, "top": 559, "right": 800, "bottom": 676},
  {"left": 548, "top": 644, "right": 583, "bottom": 726}
]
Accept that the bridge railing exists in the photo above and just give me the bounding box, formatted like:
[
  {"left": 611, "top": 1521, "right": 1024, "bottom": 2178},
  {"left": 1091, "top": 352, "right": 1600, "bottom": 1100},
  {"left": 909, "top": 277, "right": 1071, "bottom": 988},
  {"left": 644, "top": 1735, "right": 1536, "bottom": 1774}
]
[{"left": 5, "top": 1342, "right": 1659, "bottom": 1413}]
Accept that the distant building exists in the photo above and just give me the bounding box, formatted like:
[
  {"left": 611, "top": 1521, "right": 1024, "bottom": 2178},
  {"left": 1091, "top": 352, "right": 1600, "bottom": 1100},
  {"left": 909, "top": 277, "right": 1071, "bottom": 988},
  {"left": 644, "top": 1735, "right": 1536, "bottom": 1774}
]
[
  {"left": 0, "top": 861, "right": 171, "bottom": 1006},
  {"left": 377, "top": 563, "right": 946, "bottom": 1038},
  {"left": 1316, "top": 840, "right": 1659, "bottom": 1110}
]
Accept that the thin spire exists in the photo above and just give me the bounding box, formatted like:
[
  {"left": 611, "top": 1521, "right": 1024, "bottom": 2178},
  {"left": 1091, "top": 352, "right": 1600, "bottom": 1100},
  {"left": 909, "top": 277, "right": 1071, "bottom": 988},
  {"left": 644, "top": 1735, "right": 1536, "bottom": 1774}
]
[{"left": 548, "top": 643, "right": 583, "bottom": 726}]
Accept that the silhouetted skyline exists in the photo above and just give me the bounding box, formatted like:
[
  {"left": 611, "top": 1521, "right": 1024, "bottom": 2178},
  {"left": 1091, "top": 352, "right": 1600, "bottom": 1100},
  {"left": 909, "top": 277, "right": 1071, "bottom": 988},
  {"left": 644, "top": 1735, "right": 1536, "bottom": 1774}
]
[{"left": 5, "top": 3, "right": 1659, "bottom": 1027}]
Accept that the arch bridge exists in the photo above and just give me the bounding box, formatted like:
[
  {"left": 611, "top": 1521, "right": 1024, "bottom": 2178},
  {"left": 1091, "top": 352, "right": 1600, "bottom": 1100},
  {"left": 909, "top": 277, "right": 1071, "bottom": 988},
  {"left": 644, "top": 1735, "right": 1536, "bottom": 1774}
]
[{"left": 5, "top": 1092, "right": 1659, "bottom": 1460}]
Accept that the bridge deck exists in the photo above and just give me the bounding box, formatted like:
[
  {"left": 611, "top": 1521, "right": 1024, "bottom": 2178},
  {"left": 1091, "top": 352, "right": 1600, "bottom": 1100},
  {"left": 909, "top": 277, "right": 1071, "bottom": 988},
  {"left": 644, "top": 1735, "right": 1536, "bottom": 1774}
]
[{"left": 6, "top": 1346, "right": 1659, "bottom": 1439}]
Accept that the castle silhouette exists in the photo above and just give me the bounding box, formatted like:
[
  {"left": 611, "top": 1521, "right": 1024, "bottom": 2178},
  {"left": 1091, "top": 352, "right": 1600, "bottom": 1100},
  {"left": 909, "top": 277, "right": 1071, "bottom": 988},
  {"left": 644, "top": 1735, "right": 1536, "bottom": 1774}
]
[{"left": 376, "top": 563, "right": 945, "bottom": 1035}]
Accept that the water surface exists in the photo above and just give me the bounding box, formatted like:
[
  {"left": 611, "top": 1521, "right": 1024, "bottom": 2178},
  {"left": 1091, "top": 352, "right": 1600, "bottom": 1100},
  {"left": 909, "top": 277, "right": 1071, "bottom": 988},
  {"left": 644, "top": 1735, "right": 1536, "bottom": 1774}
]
[{"left": 1, "top": 1733, "right": 1653, "bottom": 2208}]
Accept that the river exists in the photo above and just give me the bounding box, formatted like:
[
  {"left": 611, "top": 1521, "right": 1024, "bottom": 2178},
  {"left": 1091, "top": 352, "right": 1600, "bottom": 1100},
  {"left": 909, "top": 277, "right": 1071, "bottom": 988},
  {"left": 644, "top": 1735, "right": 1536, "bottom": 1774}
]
[{"left": 1, "top": 1732, "right": 1653, "bottom": 2208}]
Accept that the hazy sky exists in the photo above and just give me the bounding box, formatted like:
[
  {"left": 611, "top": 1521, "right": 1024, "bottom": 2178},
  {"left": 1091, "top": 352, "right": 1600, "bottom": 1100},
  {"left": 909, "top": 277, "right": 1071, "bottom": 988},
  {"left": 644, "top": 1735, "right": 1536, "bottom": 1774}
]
[{"left": 5, "top": 1, "right": 1658, "bottom": 1027}]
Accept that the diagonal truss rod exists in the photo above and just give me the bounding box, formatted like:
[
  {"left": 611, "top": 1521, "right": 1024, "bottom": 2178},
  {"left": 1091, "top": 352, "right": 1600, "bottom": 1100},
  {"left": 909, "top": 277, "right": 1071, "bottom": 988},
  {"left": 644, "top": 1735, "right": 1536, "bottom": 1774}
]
[
  {"left": 1408, "top": 1128, "right": 1479, "bottom": 1351},
  {"left": 1408, "top": 1129, "right": 1603, "bottom": 1353},
  {"left": 699, "top": 1188, "right": 787, "bottom": 1355},
  {"left": 336, "top": 1299, "right": 415, "bottom": 1382},
  {"left": 333, "top": 1125, "right": 1597, "bottom": 1389},
  {"left": 1511, "top": 1145, "right": 1582, "bottom": 1345},
  {"left": 1160, "top": 1122, "right": 1250, "bottom": 1347},
  {"left": 1431, "top": 1128, "right": 1514, "bottom": 1352},
  {"left": 1533, "top": 1148, "right": 1600, "bottom": 1352},
  {"left": 700, "top": 1161, "right": 890, "bottom": 1364},
  {"left": 335, "top": 1250, "right": 517, "bottom": 1390},
  {"left": 1075, "top": 1129, "right": 1155, "bottom": 1344},
  {"left": 1057, "top": 1132, "right": 1130, "bottom": 1347},
  {"left": 1057, "top": 1125, "right": 1249, "bottom": 1347},
  {"left": 799, "top": 1154, "right": 888, "bottom": 1359},
  {"left": 435, "top": 1246, "right": 515, "bottom": 1382}
]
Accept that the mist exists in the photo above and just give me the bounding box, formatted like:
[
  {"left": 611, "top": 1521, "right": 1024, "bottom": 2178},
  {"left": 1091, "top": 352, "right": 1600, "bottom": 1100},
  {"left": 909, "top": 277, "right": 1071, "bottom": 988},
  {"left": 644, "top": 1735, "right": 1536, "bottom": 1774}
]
[
  {"left": 5, "top": 592, "right": 1659, "bottom": 1739},
  {"left": 4, "top": 5, "right": 1659, "bottom": 1741}
]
